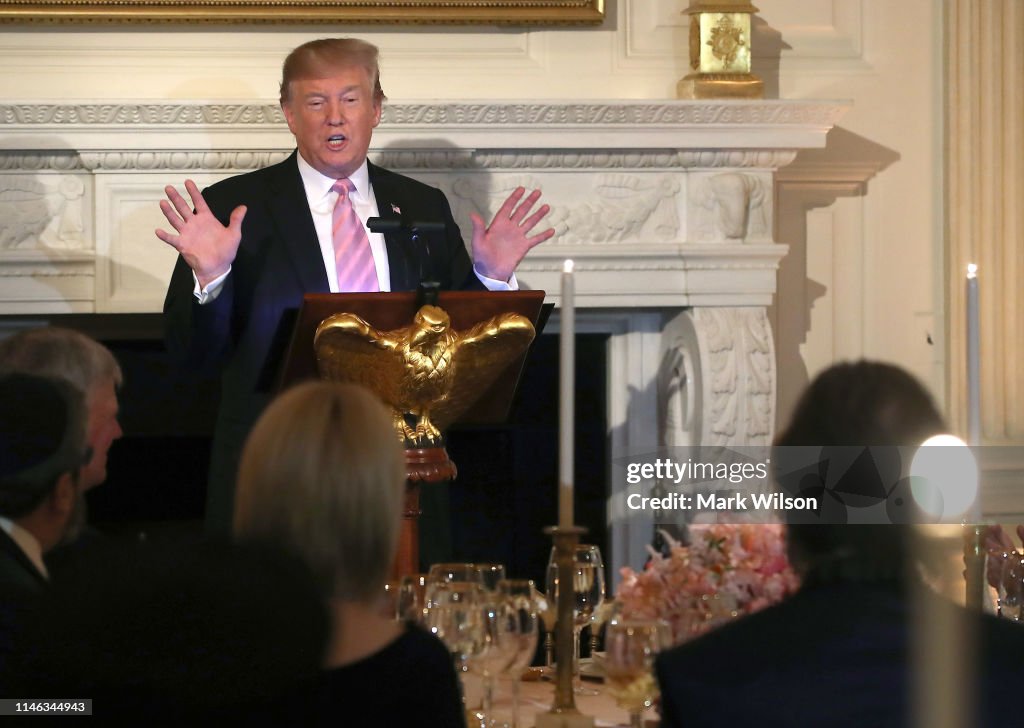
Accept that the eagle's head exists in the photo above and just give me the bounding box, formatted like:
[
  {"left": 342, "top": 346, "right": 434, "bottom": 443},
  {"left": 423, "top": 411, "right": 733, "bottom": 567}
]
[{"left": 409, "top": 305, "right": 451, "bottom": 348}]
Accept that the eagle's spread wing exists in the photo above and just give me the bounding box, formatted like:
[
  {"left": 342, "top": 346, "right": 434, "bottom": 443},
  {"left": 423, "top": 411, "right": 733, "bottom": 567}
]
[
  {"left": 431, "top": 313, "right": 535, "bottom": 431},
  {"left": 313, "top": 313, "right": 407, "bottom": 410}
]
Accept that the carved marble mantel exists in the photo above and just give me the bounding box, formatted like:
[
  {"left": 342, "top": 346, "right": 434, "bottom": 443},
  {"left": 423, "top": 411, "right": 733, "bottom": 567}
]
[{"left": 0, "top": 99, "right": 847, "bottom": 573}]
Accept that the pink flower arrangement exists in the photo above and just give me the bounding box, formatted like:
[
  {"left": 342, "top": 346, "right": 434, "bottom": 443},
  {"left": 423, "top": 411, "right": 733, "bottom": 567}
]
[{"left": 615, "top": 524, "right": 800, "bottom": 645}]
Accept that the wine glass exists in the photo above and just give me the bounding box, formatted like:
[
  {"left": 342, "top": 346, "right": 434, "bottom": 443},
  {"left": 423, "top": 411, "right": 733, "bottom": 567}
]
[
  {"left": 398, "top": 573, "right": 429, "bottom": 623},
  {"left": 467, "top": 593, "right": 520, "bottom": 724},
  {"left": 603, "top": 620, "right": 671, "bottom": 728},
  {"left": 991, "top": 557, "right": 1015, "bottom": 618},
  {"left": 425, "top": 580, "right": 486, "bottom": 686},
  {"left": 380, "top": 580, "right": 402, "bottom": 619},
  {"left": 497, "top": 579, "right": 541, "bottom": 728},
  {"left": 546, "top": 544, "right": 605, "bottom": 695},
  {"left": 1003, "top": 555, "right": 1024, "bottom": 621},
  {"left": 590, "top": 599, "right": 620, "bottom": 658},
  {"left": 476, "top": 563, "right": 507, "bottom": 592},
  {"left": 535, "top": 586, "right": 556, "bottom": 672},
  {"left": 428, "top": 562, "right": 483, "bottom": 587}
]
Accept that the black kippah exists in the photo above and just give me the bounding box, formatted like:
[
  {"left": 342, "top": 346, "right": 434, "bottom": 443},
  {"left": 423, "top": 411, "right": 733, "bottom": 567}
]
[
  {"left": 0, "top": 373, "right": 84, "bottom": 517},
  {"left": 0, "top": 373, "right": 70, "bottom": 478}
]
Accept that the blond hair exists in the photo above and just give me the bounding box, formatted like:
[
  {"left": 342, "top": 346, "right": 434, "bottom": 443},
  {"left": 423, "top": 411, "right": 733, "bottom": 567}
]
[
  {"left": 279, "top": 38, "right": 386, "bottom": 105},
  {"left": 234, "top": 382, "right": 404, "bottom": 602}
]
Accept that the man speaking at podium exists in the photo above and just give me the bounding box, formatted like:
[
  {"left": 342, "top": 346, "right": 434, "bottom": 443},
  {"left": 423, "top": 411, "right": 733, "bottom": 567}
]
[{"left": 159, "top": 38, "right": 554, "bottom": 535}]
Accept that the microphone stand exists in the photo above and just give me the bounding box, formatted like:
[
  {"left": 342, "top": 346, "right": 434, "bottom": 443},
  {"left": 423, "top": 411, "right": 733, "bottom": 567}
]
[{"left": 367, "top": 217, "right": 443, "bottom": 306}]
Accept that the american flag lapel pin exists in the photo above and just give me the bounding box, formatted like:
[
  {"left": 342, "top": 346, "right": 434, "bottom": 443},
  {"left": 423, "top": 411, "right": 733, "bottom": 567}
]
[{"left": 391, "top": 203, "right": 401, "bottom": 214}]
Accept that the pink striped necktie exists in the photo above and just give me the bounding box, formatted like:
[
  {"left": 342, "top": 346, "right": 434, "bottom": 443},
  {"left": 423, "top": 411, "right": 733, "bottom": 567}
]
[{"left": 331, "top": 178, "right": 379, "bottom": 292}]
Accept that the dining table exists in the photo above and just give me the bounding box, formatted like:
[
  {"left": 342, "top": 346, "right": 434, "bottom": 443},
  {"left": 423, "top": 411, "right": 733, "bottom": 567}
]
[{"left": 462, "top": 672, "right": 659, "bottom": 728}]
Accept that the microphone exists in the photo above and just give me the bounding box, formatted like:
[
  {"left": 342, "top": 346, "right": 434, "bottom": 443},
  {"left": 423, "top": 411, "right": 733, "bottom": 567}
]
[
  {"left": 366, "top": 218, "right": 446, "bottom": 234},
  {"left": 366, "top": 217, "right": 444, "bottom": 305}
]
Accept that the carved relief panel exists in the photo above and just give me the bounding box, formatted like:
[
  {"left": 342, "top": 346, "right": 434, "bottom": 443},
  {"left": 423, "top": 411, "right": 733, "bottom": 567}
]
[
  {"left": 687, "top": 170, "right": 773, "bottom": 243},
  {"left": 448, "top": 172, "right": 682, "bottom": 246},
  {"left": 0, "top": 173, "right": 90, "bottom": 251}
]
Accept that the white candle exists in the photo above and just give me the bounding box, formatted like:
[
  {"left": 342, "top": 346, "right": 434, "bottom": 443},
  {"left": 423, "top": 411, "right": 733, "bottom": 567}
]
[
  {"left": 966, "top": 264, "right": 980, "bottom": 446},
  {"left": 559, "top": 259, "right": 575, "bottom": 529}
]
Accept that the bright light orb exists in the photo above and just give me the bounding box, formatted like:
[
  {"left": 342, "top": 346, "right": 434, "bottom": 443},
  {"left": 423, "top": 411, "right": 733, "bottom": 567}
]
[{"left": 909, "top": 434, "right": 978, "bottom": 520}]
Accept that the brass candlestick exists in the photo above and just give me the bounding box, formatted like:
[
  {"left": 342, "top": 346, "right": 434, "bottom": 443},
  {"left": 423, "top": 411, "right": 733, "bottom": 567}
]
[{"left": 536, "top": 525, "right": 595, "bottom": 728}]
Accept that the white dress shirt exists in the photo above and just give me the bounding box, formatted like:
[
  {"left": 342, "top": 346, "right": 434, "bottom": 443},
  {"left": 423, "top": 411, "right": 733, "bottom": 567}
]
[
  {"left": 0, "top": 515, "right": 48, "bottom": 580},
  {"left": 298, "top": 156, "right": 390, "bottom": 292}
]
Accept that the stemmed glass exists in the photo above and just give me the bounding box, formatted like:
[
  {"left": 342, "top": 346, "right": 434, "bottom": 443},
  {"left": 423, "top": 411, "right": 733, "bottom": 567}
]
[
  {"left": 497, "top": 579, "right": 541, "bottom": 728},
  {"left": 398, "top": 573, "right": 429, "bottom": 623},
  {"left": 994, "top": 552, "right": 1013, "bottom": 618},
  {"left": 538, "top": 591, "right": 557, "bottom": 672},
  {"left": 476, "top": 563, "right": 508, "bottom": 592},
  {"left": 603, "top": 620, "right": 671, "bottom": 728},
  {"left": 546, "top": 544, "right": 605, "bottom": 695},
  {"left": 590, "top": 600, "right": 620, "bottom": 657},
  {"left": 425, "top": 580, "right": 484, "bottom": 660},
  {"left": 1003, "top": 555, "right": 1024, "bottom": 621},
  {"left": 467, "top": 592, "right": 520, "bottom": 724},
  {"left": 381, "top": 580, "right": 402, "bottom": 619},
  {"left": 425, "top": 579, "right": 487, "bottom": 722},
  {"left": 382, "top": 574, "right": 429, "bottom": 622},
  {"left": 428, "top": 562, "right": 483, "bottom": 587}
]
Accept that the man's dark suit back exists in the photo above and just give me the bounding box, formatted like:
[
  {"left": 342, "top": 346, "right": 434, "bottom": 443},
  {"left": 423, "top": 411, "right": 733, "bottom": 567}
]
[
  {"left": 656, "top": 579, "right": 1024, "bottom": 728},
  {"left": 0, "top": 529, "right": 47, "bottom": 678}
]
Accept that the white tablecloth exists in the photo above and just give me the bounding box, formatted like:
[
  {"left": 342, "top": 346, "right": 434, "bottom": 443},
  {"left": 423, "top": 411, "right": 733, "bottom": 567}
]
[{"left": 463, "top": 674, "right": 659, "bottom": 728}]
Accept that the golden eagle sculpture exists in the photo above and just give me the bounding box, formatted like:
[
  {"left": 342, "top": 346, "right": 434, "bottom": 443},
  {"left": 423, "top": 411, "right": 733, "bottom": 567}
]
[{"left": 313, "top": 305, "right": 535, "bottom": 446}]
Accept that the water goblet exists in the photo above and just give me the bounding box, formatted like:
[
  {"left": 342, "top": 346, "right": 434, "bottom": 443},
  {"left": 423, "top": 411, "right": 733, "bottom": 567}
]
[
  {"left": 496, "top": 579, "right": 541, "bottom": 728},
  {"left": 428, "top": 562, "right": 484, "bottom": 587},
  {"left": 1001, "top": 555, "right": 1020, "bottom": 620},
  {"left": 536, "top": 588, "right": 556, "bottom": 672},
  {"left": 589, "top": 600, "right": 620, "bottom": 657},
  {"left": 1004, "top": 555, "right": 1024, "bottom": 621},
  {"left": 380, "top": 580, "right": 403, "bottom": 620},
  {"left": 993, "top": 552, "right": 1010, "bottom": 617},
  {"left": 995, "top": 551, "right": 1017, "bottom": 618},
  {"left": 425, "top": 580, "right": 487, "bottom": 699},
  {"left": 467, "top": 593, "right": 520, "bottom": 724},
  {"left": 604, "top": 620, "right": 672, "bottom": 728},
  {"left": 398, "top": 573, "right": 429, "bottom": 623},
  {"left": 476, "top": 563, "right": 507, "bottom": 592}
]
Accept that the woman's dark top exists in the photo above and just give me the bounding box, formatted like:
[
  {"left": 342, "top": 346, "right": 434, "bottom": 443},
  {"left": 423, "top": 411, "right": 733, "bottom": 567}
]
[{"left": 294, "top": 622, "right": 466, "bottom": 728}]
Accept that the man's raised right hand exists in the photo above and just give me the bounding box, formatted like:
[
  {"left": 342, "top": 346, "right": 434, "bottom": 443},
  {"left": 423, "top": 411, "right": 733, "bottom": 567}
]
[{"left": 156, "top": 179, "right": 246, "bottom": 289}]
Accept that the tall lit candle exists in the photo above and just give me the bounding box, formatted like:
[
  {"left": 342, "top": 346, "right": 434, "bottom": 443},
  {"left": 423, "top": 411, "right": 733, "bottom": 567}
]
[
  {"left": 966, "top": 264, "right": 980, "bottom": 446},
  {"left": 559, "top": 259, "right": 575, "bottom": 529}
]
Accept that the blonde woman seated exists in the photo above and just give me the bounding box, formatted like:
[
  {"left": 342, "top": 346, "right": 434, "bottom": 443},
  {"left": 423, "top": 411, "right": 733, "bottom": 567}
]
[{"left": 234, "top": 382, "right": 465, "bottom": 727}]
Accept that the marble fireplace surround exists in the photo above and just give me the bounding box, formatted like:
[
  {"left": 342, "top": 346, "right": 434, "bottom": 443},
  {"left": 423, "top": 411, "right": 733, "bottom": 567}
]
[{"left": 0, "top": 99, "right": 847, "bottom": 574}]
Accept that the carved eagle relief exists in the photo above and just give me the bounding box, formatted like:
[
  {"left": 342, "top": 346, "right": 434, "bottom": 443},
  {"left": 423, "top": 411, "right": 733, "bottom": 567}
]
[{"left": 313, "top": 304, "right": 535, "bottom": 445}]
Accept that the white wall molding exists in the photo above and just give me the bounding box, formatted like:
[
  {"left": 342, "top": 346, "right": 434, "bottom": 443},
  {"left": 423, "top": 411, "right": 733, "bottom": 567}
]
[
  {"left": 0, "top": 149, "right": 804, "bottom": 173},
  {"left": 0, "top": 100, "right": 849, "bottom": 152},
  {"left": 758, "top": 0, "right": 868, "bottom": 72}
]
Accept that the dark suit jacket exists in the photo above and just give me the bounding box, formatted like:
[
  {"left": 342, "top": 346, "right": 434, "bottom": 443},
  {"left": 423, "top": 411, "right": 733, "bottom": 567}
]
[
  {"left": 0, "top": 528, "right": 47, "bottom": 673},
  {"left": 164, "top": 153, "right": 479, "bottom": 531},
  {"left": 655, "top": 579, "right": 1024, "bottom": 728}
]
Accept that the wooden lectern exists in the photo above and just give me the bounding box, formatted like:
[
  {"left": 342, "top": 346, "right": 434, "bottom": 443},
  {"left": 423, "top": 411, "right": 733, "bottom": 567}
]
[{"left": 278, "top": 290, "right": 545, "bottom": 578}]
